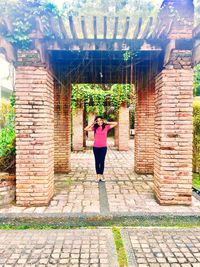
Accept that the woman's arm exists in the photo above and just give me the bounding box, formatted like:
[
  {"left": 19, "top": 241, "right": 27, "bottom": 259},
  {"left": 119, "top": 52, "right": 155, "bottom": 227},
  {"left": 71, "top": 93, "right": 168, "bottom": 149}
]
[
  {"left": 84, "top": 121, "right": 95, "bottom": 131},
  {"left": 103, "top": 120, "right": 118, "bottom": 129}
]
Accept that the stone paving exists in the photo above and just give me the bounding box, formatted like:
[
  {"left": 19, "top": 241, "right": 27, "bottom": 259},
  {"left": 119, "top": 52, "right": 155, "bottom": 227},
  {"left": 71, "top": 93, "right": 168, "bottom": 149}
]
[
  {"left": 0, "top": 229, "right": 118, "bottom": 267},
  {"left": 1, "top": 227, "right": 200, "bottom": 267},
  {"left": 122, "top": 227, "right": 200, "bottom": 267},
  {"left": 0, "top": 138, "right": 200, "bottom": 216}
]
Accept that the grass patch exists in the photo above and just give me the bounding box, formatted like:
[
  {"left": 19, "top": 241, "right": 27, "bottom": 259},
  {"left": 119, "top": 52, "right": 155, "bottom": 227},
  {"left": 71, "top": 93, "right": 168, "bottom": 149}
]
[
  {"left": 1, "top": 216, "right": 200, "bottom": 230},
  {"left": 112, "top": 227, "right": 128, "bottom": 267},
  {"left": 193, "top": 173, "right": 200, "bottom": 189}
]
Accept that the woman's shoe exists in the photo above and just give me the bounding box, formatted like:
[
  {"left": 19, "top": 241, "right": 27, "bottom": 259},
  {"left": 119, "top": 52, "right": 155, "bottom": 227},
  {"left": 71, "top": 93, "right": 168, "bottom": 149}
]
[
  {"left": 96, "top": 174, "right": 101, "bottom": 182},
  {"left": 100, "top": 175, "right": 105, "bottom": 182}
]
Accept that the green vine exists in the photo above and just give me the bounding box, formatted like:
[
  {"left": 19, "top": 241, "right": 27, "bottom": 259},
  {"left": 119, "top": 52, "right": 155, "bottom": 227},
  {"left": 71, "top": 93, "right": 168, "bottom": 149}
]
[
  {"left": 0, "top": 0, "right": 60, "bottom": 50},
  {"left": 71, "top": 83, "right": 131, "bottom": 118}
]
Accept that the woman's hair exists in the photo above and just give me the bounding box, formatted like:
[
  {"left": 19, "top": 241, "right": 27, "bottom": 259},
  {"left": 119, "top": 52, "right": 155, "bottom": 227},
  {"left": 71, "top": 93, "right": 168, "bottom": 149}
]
[{"left": 94, "top": 116, "right": 106, "bottom": 134}]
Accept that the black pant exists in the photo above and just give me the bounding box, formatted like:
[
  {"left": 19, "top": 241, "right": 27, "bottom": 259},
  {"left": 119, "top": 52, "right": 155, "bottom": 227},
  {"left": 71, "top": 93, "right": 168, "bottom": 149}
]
[{"left": 93, "top": 146, "right": 107, "bottom": 174}]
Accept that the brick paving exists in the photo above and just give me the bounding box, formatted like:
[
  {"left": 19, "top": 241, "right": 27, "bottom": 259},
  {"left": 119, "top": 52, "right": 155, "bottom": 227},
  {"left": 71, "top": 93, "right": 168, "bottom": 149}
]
[
  {"left": 0, "top": 229, "right": 118, "bottom": 267},
  {"left": 121, "top": 228, "right": 200, "bottom": 267},
  {"left": 0, "top": 138, "right": 200, "bottom": 216}
]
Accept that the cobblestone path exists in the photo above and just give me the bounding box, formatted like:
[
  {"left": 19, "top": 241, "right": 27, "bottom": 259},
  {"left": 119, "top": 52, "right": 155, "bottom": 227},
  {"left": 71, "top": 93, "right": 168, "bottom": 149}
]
[
  {"left": 0, "top": 138, "right": 200, "bottom": 216},
  {"left": 122, "top": 227, "right": 200, "bottom": 267}
]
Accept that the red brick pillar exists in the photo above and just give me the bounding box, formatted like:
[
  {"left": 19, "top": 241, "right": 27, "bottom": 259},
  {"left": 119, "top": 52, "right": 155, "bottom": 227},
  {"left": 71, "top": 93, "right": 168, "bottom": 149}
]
[
  {"left": 87, "top": 112, "right": 96, "bottom": 141},
  {"left": 134, "top": 81, "right": 155, "bottom": 174},
  {"left": 118, "top": 103, "right": 129, "bottom": 151},
  {"left": 114, "top": 122, "right": 119, "bottom": 147},
  {"left": 72, "top": 104, "right": 84, "bottom": 151},
  {"left": 154, "top": 67, "right": 193, "bottom": 205},
  {"left": 54, "top": 83, "right": 71, "bottom": 173},
  {"left": 15, "top": 50, "right": 54, "bottom": 206}
]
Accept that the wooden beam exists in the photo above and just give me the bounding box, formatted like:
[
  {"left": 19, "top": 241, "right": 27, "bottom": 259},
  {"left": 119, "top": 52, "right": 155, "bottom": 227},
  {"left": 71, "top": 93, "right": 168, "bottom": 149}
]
[
  {"left": 0, "top": 37, "right": 15, "bottom": 62},
  {"left": 93, "top": 16, "right": 97, "bottom": 39},
  {"left": 193, "top": 23, "right": 200, "bottom": 38},
  {"left": 141, "top": 17, "right": 153, "bottom": 39},
  {"left": 69, "top": 16, "right": 78, "bottom": 39},
  {"left": 3, "top": 17, "right": 13, "bottom": 33},
  {"left": 113, "top": 17, "right": 119, "bottom": 39},
  {"left": 58, "top": 17, "right": 69, "bottom": 40},
  {"left": 35, "top": 16, "right": 45, "bottom": 38},
  {"left": 81, "top": 16, "right": 88, "bottom": 39},
  {"left": 133, "top": 17, "right": 142, "bottom": 39},
  {"left": 151, "top": 18, "right": 161, "bottom": 39},
  {"left": 164, "top": 39, "right": 175, "bottom": 66},
  {"left": 123, "top": 17, "right": 130, "bottom": 39},
  {"left": 104, "top": 16, "right": 107, "bottom": 39},
  {"left": 193, "top": 39, "right": 200, "bottom": 65},
  {"left": 49, "top": 16, "right": 61, "bottom": 40}
]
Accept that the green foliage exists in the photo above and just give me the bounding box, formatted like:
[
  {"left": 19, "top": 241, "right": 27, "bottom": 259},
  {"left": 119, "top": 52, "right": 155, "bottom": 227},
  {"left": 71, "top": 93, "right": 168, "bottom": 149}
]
[
  {"left": 0, "top": 94, "right": 16, "bottom": 173},
  {"left": 71, "top": 84, "right": 132, "bottom": 118},
  {"left": 0, "top": 0, "right": 59, "bottom": 49},
  {"left": 193, "top": 173, "right": 200, "bottom": 190},
  {"left": 194, "top": 65, "right": 200, "bottom": 97},
  {"left": 193, "top": 100, "right": 200, "bottom": 174}
]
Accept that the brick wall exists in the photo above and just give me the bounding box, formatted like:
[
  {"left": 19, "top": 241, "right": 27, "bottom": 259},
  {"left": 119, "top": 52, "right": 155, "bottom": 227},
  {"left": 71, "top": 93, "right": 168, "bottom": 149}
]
[
  {"left": 114, "top": 122, "right": 119, "bottom": 148},
  {"left": 54, "top": 82, "right": 71, "bottom": 173},
  {"left": 154, "top": 68, "right": 193, "bottom": 205},
  {"left": 118, "top": 104, "right": 129, "bottom": 151},
  {"left": 0, "top": 173, "right": 16, "bottom": 206},
  {"left": 15, "top": 51, "right": 54, "bottom": 206},
  {"left": 87, "top": 112, "right": 96, "bottom": 141},
  {"left": 134, "top": 81, "right": 155, "bottom": 174},
  {"left": 72, "top": 107, "right": 84, "bottom": 151}
]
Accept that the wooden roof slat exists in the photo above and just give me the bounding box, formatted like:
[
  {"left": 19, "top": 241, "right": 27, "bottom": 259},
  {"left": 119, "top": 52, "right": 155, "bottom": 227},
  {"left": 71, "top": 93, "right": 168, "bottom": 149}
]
[
  {"left": 104, "top": 16, "right": 107, "bottom": 39},
  {"left": 151, "top": 18, "right": 161, "bottom": 39},
  {"left": 81, "top": 16, "right": 88, "bottom": 39},
  {"left": 35, "top": 16, "right": 45, "bottom": 36},
  {"left": 93, "top": 16, "right": 97, "bottom": 39},
  {"left": 141, "top": 17, "right": 153, "bottom": 39},
  {"left": 58, "top": 17, "right": 69, "bottom": 40},
  {"left": 69, "top": 16, "right": 78, "bottom": 39},
  {"left": 123, "top": 16, "right": 130, "bottom": 39},
  {"left": 133, "top": 17, "right": 142, "bottom": 39},
  {"left": 113, "top": 17, "right": 119, "bottom": 39},
  {"left": 49, "top": 16, "right": 62, "bottom": 40},
  {"left": 3, "top": 17, "right": 13, "bottom": 33},
  {"left": 164, "top": 19, "right": 173, "bottom": 37},
  {"left": 156, "top": 24, "right": 167, "bottom": 39},
  {"left": 193, "top": 23, "right": 200, "bottom": 38}
]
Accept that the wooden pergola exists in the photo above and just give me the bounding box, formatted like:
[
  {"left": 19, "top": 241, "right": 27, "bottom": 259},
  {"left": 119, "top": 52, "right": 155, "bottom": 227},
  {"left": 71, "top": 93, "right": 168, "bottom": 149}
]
[{"left": 0, "top": 0, "right": 199, "bottom": 207}]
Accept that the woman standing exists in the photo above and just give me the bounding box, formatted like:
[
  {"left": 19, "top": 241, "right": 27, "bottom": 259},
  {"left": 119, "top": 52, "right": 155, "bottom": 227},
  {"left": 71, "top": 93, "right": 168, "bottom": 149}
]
[{"left": 84, "top": 116, "right": 118, "bottom": 182}]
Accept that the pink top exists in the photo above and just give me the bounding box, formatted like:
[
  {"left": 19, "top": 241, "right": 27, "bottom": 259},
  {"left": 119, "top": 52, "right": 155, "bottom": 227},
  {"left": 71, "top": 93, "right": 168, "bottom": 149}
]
[{"left": 92, "top": 124, "right": 111, "bottom": 147}]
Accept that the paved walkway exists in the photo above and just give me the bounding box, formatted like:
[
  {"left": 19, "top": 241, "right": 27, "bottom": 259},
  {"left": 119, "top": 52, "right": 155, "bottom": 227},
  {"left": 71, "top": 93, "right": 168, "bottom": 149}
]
[
  {"left": 122, "top": 227, "right": 200, "bottom": 267},
  {"left": 0, "top": 138, "right": 200, "bottom": 217},
  {"left": 1, "top": 227, "right": 200, "bottom": 266},
  {"left": 0, "top": 229, "right": 118, "bottom": 267}
]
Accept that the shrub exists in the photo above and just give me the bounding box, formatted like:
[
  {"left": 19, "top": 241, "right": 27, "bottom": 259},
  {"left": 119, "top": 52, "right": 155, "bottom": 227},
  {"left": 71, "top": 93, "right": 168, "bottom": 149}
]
[{"left": 0, "top": 94, "right": 16, "bottom": 173}]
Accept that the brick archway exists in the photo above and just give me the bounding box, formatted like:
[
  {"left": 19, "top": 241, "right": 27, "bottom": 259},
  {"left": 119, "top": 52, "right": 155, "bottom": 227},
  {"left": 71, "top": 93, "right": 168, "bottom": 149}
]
[{"left": 11, "top": 0, "right": 196, "bottom": 206}]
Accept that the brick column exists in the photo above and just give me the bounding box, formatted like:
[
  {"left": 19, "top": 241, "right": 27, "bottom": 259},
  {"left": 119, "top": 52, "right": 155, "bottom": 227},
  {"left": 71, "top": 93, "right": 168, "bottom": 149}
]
[
  {"left": 87, "top": 112, "right": 96, "bottom": 141},
  {"left": 118, "top": 103, "right": 129, "bottom": 151},
  {"left": 54, "top": 83, "right": 71, "bottom": 173},
  {"left": 72, "top": 105, "right": 84, "bottom": 151},
  {"left": 15, "top": 50, "right": 54, "bottom": 206},
  {"left": 114, "top": 122, "right": 119, "bottom": 147},
  {"left": 154, "top": 66, "right": 193, "bottom": 205},
  {"left": 134, "top": 81, "right": 155, "bottom": 174}
]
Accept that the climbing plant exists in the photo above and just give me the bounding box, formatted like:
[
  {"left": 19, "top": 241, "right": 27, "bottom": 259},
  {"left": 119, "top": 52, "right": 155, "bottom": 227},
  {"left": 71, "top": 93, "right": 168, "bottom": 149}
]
[
  {"left": 193, "top": 100, "right": 200, "bottom": 174},
  {"left": 0, "top": 0, "right": 59, "bottom": 50},
  {"left": 71, "top": 84, "right": 131, "bottom": 117},
  {"left": 0, "top": 93, "right": 16, "bottom": 173},
  {"left": 194, "top": 64, "right": 200, "bottom": 97}
]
